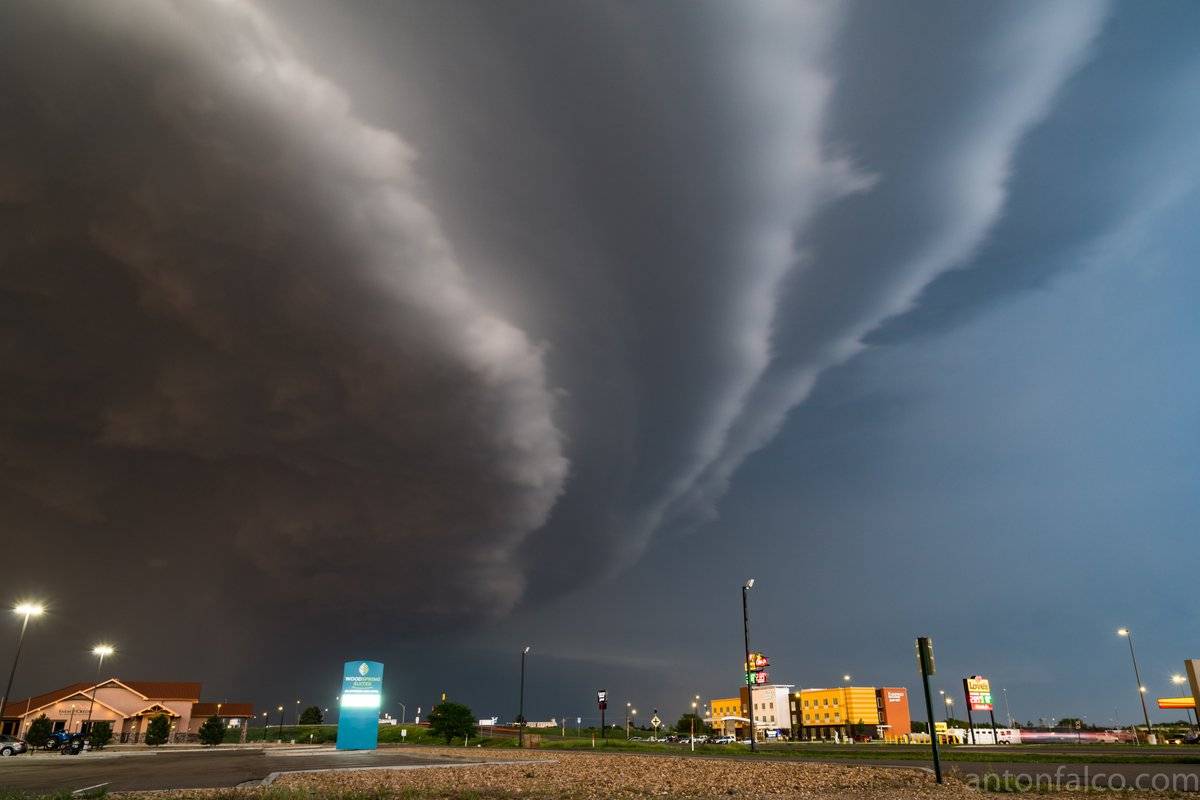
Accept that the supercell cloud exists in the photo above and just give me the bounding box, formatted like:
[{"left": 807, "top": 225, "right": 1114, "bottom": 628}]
[
  {"left": 4, "top": 0, "right": 1198, "bottom": 713},
  {"left": 0, "top": 0, "right": 566, "bottom": 624}
]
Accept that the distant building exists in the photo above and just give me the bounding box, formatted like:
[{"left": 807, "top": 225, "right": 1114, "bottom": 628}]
[
  {"left": 788, "top": 686, "right": 910, "bottom": 741},
  {"left": 707, "top": 685, "right": 794, "bottom": 739},
  {"left": 0, "top": 678, "right": 253, "bottom": 741}
]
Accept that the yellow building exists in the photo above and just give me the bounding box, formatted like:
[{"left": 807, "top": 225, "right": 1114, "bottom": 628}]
[
  {"left": 788, "top": 687, "right": 880, "bottom": 740},
  {"left": 708, "top": 696, "right": 744, "bottom": 735}
]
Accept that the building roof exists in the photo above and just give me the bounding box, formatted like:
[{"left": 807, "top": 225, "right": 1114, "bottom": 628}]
[
  {"left": 1, "top": 683, "right": 92, "bottom": 718},
  {"left": 122, "top": 681, "right": 202, "bottom": 700},
  {"left": 1, "top": 679, "right": 202, "bottom": 719},
  {"left": 192, "top": 702, "right": 254, "bottom": 718}
]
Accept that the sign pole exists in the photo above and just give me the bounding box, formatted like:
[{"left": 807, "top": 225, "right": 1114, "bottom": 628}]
[
  {"left": 916, "top": 637, "right": 942, "bottom": 784},
  {"left": 989, "top": 708, "right": 999, "bottom": 743},
  {"left": 962, "top": 679, "right": 976, "bottom": 745}
]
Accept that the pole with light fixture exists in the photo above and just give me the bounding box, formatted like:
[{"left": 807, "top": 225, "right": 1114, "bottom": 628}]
[
  {"left": 742, "top": 578, "right": 756, "bottom": 752},
  {"left": 1117, "top": 629, "right": 1155, "bottom": 744},
  {"left": 518, "top": 645, "right": 531, "bottom": 747},
  {"left": 85, "top": 643, "right": 114, "bottom": 734},
  {"left": 1, "top": 602, "right": 45, "bottom": 727}
]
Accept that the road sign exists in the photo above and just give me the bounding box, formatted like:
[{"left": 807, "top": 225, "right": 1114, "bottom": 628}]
[
  {"left": 651, "top": 714, "right": 661, "bottom": 728},
  {"left": 916, "top": 638, "right": 936, "bottom": 676},
  {"left": 597, "top": 690, "right": 607, "bottom": 710}
]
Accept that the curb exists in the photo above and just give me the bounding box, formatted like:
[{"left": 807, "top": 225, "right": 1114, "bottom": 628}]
[{"left": 261, "top": 758, "right": 557, "bottom": 787}]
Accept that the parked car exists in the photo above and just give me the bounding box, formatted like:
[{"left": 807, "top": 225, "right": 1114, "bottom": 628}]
[
  {"left": 0, "top": 735, "right": 28, "bottom": 756},
  {"left": 711, "top": 736, "right": 736, "bottom": 744}
]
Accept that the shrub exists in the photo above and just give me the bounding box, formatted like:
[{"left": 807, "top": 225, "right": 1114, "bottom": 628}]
[
  {"left": 144, "top": 714, "right": 170, "bottom": 746},
  {"left": 428, "top": 702, "right": 477, "bottom": 744},
  {"left": 198, "top": 715, "right": 225, "bottom": 746},
  {"left": 89, "top": 721, "right": 113, "bottom": 749},
  {"left": 298, "top": 706, "right": 323, "bottom": 725},
  {"left": 26, "top": 715, "right": 52, "bottom": 749}
]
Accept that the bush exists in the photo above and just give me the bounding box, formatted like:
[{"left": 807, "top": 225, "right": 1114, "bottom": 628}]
[
  {"left": 144, "top": 714, "right": 170, "bottom": 746},
  {"left": 198, "top": 715, "right": 225, "bottom": 746},
  {"left": 299, "top": 706, "right": 323, "bottom": 725},
  {"left": 89, "top": 721, "right": 113, "bottom": 749},
  {"left": 25, "top": 715, "right": 52, "bottom": 749},
  {"left": 427, "top": 702, "right": 477, "bottom": 744}
]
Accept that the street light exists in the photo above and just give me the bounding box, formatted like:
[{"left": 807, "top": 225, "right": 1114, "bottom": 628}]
[
  {"left": 1, "top": 602, "right": 45, "bottom": 727},
  {"left": 626, "top": 702, "right": 632, "bottom": 739},
  {"left": 742, "top": 578, "right": 756, "bottom": 752},
  {"left": 277, "top": 705, "right": 285, "bottom": 741},
  {"left": 945, "top": 696, "right": 954, "bottom": 723},
  {"left": 85, "top": 644, "right": 115, "bottom": 734},
  {"left": 1117, "top": 629, "right": 1155, "bottom": 744},
  {"left": 843, "top": 675, "right": 852, "bottom": 683},
  {"left": 1172, "top": 675, "right": 1196, "bottom": 732},
  {"left": 690, "top": 697, "right": 699, "bottom": 751},
  {"left": 518, "top": 645, "right": 531, "bottom": 747}
]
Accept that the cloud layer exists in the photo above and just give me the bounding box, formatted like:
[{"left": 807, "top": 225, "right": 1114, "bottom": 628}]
[{"left": 0, "top": 0, "right": 566, "bottom": 624}]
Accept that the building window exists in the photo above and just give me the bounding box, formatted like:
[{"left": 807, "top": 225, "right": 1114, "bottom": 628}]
[{"left": 833, "top": 698, "right": 839, "bottom": 706}]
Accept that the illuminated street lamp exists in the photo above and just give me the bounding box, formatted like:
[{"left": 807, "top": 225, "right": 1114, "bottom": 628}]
[
  {"left": 1117, "top": 629, "right": 1155, "bottom": 743},
  {"left": 1, "top": 602, "right": 45, "bottom": 725},
  {"left": 277, "top": 704, "right": 285, "bottom": 741},
  {"left": 944, "top": 696, "right": 954, "bottom": 723},
  {"left": 518, "top": 645, "right": 531, "bottom": 747},
  {"left": 742, "top": 578, "right": 756, "bottom": 752},
  {"left": 1172, "top": 675, "right": 1196, "bottom": 732},
  {"left": 85, "top": 643, "right": 115, "bottom": 734},
  {"left": 690, "top": 697, "right": 699, "bottom": 751},
  {"left": 843, "top": 675, "right": 852, "bottom": 683}
]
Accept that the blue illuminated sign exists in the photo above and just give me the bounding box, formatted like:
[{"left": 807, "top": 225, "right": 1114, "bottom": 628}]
[{"left": 336, "top": 660, "right": 383, "bottom": 750}]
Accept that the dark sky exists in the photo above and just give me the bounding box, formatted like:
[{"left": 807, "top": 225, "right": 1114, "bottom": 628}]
[{"left": 2, "top": 0, "right": 1198, "bottom": 728}]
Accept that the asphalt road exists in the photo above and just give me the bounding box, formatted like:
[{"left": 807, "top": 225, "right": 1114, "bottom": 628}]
[{"left": 0, "top": 747, "right": 464, "bottom": 793}]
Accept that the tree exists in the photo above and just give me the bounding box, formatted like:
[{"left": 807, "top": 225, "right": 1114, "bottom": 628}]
[
  {"left": 674, "top": 713, "right": 709, "bottom": 737},
  {"left": 198, "top": 715, "right": 226, "bottom": 746},
  {"left": 145, "top": 714, "right": 170, "bottom": 746},
  {"left": 89, "top": 721, "right": 113, "bottom": 749},
  {"left": 299, "top": 705, "right": 323, "bottom": 725},
  {"left": 427, "top": 702, "right": 477, "bottom": 744},
  {"left": 26, "top": 715, "right": 52, "bottom": 749},
  {"left": 852, "top": 718, "right": 871, "bottom": 740},
  {"left": 911, "top": 720, "right": 928, "bottom": 733}
]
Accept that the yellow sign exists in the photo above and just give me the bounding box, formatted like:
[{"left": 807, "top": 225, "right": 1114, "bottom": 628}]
[{"left": 934, "top": 722, "right": 947, "bottom": 733}]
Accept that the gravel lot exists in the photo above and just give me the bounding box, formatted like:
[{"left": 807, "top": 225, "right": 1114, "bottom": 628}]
[{"left": 271, "top": 747, "right": 974, "bottom": 799}]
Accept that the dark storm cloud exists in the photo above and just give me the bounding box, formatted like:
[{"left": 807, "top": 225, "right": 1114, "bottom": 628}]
[{"left": 0, "top": 0, "right": 566, "bottom": 628}]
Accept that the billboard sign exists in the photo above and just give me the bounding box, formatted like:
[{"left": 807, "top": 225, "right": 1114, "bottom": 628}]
[
  {"left": 337, "top": 660, "right": 384, "bottom": 750},
  {"left": 597, "top": 689, "right": 607, "bottom": 710},
  {"left": 964, "top": 676, "right": 993, "bottom": 712},
  {"left": 745, "top": 652, "right": 770, "bottom": 685}
]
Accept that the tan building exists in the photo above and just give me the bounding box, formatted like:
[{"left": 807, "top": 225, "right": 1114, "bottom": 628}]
[
  {"left": 708, "top": 685, "right": 795, "bottom": 739},
  {"left": 1, "top": 678, "right": 253, "bottom": 742}
]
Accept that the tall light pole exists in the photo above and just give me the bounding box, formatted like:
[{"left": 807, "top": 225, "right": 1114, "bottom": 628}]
[
  {"left": 1172, "top": 675, "right": 1196, "bottom": 732},
  {"left": 625, "top": 702, "right": 632, "bottom": 739},
  {"left": 742, "top": 578, "right": 756, "bottom": 752},
  {"left": 518, "top": 645, "right": 530, "bottom": 747},
  {"left": 945, "top": 696, "right": 954, "bottom": 723},
  {"left": 85, "top": 644, "right": 114, "bottom": 734},
  {"left": 277, "top": 704, "right": 285, "bottom": 741},
  {"left": 1002, "top": 687, "right": 1013, "bottom": 728},
  {"left": 398, "top": 702, "right": 407, "bottom": 724},
  {"left": 1, "top": 602, "right": 45, "bottom": 728},
  {"left": 1117, "top": 629, "right": 1154, "bottom": 744},
  {"left": 690, "top": 697, "right": 698, "bottom": 751}
]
